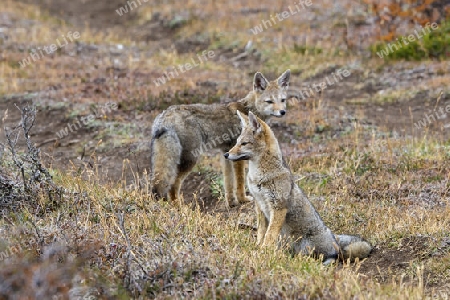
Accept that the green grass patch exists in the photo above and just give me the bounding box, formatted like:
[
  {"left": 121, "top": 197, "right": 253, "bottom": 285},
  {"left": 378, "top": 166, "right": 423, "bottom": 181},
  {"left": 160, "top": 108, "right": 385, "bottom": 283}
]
[{"left": 370, "top": 20, "right": 450, "bottom": 61}]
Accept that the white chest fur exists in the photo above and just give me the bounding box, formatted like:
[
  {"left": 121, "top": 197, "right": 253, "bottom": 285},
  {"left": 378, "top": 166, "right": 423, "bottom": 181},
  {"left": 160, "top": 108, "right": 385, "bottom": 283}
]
[{"left": 247, "top": 172, "right": 272, "bottom": 220}]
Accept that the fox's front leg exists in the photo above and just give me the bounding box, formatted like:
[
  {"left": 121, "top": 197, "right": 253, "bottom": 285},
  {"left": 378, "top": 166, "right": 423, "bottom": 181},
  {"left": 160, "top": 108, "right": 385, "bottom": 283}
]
[
  {"left": 256, "top": 203, "right": 268, "bottom": 245},
  {"left": 233, "top": 160, "right": 252, "bottom": 203},
  {"left": 262, "top": 208, "right": 287, "bottom": 247},
  {"left": 221, "top": 156, "right": 239, "bottom": 207}
]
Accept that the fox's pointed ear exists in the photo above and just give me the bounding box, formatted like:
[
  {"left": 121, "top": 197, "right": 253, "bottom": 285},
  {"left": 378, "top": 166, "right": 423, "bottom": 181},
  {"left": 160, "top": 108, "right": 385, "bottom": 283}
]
[
  {"left": 236, "top": 110, "right": 247, "bottom": 127},
  {"left": 277, "top": 69, "right": 290, "bottom": 89},
  {"left": 254, "top": 72, "right": 268, "bottom": 92},
  {"left": 248, "top": 111, "right": 262, "bottom": 134}
]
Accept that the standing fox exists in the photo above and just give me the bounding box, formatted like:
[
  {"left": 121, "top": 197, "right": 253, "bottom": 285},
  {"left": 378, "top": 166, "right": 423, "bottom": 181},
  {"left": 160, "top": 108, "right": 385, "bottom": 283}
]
[
  {"left": 224, "top": 111, "right": 372, "bottom": 264},
  {"left": 150, "top": 70, "right": 290, "bottom": 207}
]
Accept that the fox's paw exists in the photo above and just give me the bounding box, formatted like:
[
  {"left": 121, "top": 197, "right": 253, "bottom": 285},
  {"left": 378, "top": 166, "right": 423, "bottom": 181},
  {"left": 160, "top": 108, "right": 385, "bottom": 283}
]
[
  {"left": 261, "top": 242, "right": 275, "bottom": 249},
  {"left": 226, "top": 198, "right": 240, "bottom": 208},
  {"left": 256, "top": 237, "right": 263, "bottom": 246},
  {"left": 261, "top": 239, "right": 276, "bottom": 248},
  {"left": 323, "top": 258, "right": 337, "bottom": 266},
  {"left": 239, "top": 195, "right": 253, "bottom": 203}
]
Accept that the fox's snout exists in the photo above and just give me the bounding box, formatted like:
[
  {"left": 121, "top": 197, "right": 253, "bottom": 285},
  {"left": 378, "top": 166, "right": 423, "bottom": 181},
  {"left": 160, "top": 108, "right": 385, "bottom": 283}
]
[
  {"left": 272, "top": 109, "right": 286, "bottom": 117},
  {"left": 224, "top": 149, "right": 250, "bottom": 161}
]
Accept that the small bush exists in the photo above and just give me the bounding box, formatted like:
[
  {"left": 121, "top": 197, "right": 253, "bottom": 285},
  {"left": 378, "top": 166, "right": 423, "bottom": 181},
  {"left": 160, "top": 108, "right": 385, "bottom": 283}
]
[{"left": 370, "top": 20, "right": 450, "bottom": 60}]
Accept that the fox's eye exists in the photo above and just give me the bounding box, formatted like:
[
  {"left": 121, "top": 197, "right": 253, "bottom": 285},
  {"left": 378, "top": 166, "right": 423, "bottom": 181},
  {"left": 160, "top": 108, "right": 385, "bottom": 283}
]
[
  {"left": 281, "top": 98, "right": 286, "bottom": 102},
  {"left": 265, "top": 100, "right": 274, "bottom": 104},
  {"left": 241, "top": 142, "right": 249, "bottom": 146}
]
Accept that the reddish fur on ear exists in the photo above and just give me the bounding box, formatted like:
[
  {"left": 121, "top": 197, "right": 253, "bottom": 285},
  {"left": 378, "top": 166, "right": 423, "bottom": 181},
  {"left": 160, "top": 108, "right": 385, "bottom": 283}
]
[
  {"left": 254, "top": 72, "right": 268, "bottom": 92},
  {"left": 277, "top": 69, "right": 290, "bottom": 88}
]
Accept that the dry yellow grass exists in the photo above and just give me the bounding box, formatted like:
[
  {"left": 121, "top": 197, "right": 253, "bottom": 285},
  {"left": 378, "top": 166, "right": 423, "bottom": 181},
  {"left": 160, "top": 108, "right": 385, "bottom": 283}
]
[{"left": 1, "top": 127, "right": 449, "bottom": 298}]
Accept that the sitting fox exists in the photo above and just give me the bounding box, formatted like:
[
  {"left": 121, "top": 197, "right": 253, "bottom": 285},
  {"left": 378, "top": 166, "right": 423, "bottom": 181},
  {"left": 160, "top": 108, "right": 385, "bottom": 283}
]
[
  {"left": 150, "top": 70, "right": 290, "bottom": 207},
  {"left": 224, "top": 111, "right": 372, "bottom": 264}
]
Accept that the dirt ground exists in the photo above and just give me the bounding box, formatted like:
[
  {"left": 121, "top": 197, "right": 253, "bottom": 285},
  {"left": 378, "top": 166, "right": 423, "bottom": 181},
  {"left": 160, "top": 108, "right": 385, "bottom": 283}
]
[{"left": 1, "top": 0, "right": 450, "bottom": 296}]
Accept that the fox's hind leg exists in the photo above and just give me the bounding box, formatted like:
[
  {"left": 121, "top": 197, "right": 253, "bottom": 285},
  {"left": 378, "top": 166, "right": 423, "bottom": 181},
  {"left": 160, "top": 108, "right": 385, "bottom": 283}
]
[
  {"left": 169, "top": 153, "right": 196, "bottom": 202},
  {"left": 233, "top": 160, "right": 252, "bottom": 204},
  {"left": 221, "top": 157, "right": 239, "bottom": 207},
  {"left": 169, "top": 171, "right": 189, "bottom": 202}
]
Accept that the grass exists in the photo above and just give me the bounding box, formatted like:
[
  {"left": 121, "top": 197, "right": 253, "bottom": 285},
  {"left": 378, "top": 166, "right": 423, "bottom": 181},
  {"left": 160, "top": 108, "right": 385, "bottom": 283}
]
[
  {"left": 2, "top": 133, "right": 449, "bottom": 298},
  {"left": 2, "top": 101, "right": 450, "bottom": 298}
]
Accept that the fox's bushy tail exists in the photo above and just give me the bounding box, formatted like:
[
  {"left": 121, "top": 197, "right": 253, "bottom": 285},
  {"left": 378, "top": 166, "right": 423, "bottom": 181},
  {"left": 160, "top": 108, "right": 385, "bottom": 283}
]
[
  {"left": 335, "top": 234, "right": 372, "bottom": 261},
  {"left": 150, "top": 126, "right": 181, "bottom": 199}
]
